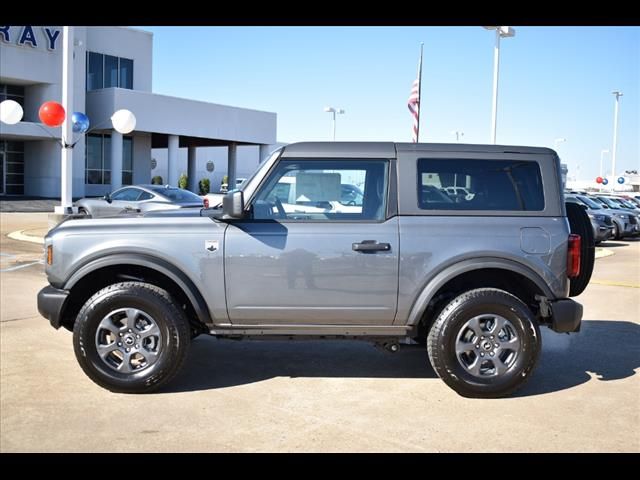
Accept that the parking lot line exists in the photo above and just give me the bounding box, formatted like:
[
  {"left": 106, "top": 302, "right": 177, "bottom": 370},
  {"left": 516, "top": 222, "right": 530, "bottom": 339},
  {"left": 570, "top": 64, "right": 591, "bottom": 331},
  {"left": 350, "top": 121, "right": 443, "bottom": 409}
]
[{"left": 589, "top": 279, "right": 640, "bottom": 289}]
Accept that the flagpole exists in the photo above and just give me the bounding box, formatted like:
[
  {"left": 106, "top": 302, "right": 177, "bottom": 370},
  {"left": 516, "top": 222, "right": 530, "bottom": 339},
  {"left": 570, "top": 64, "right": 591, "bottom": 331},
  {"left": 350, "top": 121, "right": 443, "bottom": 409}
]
[{"left": 416, "top": 43, "right": 423, "bottom": 143}]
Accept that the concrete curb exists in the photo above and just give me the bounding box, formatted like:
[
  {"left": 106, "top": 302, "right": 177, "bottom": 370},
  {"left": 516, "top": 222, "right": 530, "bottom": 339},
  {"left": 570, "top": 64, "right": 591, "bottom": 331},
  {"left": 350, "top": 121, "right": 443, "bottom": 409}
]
[
  {"left": 595, "top": 248, "right": 614, "bottom": 259},
  {"left": 7, "top": 230, "right": 45, "bottom": 245}
]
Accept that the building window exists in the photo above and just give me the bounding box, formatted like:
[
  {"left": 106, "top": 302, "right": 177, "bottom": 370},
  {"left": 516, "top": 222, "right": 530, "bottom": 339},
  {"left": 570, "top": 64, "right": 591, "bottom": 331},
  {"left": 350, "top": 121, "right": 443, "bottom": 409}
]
[
  {"left": 0, "top": 84, "right": 25, "bottom": 108},
  {"left": 86, "top": 52, "right": 134, "bottom": 91},
  {"left": 86, "top": 52, "right": 103, "bottom": 91},
  {"left": 85, "top": 134, "right": 133, "bottom": 185},
  {"left": 1, "top": 141, "right": 25, "bottom": 195}
]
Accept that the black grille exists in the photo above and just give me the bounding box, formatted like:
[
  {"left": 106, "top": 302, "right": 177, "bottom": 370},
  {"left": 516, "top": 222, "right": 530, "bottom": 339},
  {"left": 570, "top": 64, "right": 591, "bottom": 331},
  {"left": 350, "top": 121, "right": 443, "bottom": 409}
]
[
  {"left": 629, "top": 215, "right": 638, "bottom": 225},
  {"left": 604, "top": 216, "right": 613, "bottom": 226}
]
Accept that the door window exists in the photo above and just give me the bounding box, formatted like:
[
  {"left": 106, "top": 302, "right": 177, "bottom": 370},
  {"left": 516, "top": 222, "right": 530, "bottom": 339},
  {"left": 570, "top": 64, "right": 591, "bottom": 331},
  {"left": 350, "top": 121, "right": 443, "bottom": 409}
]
[
  {"left": 251, "top": 159, "right": 388, "bottom": 221},
  {"left": 111, "top": 188, "right": 141, "bottom": 201}
]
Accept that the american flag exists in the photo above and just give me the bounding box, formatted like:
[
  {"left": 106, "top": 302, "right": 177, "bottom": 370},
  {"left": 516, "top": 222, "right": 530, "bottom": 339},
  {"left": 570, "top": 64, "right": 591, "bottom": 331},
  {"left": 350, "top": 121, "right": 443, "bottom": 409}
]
[{"left": 407, "top": 44, "right": 423, "bottom": 143}]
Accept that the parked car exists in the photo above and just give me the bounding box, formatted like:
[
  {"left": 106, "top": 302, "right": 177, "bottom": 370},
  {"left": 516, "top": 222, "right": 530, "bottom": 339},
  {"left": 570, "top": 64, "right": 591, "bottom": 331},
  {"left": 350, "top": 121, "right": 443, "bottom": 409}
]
[
  {"left": 39, "top": 142, "right": 592, "bottom": 398},
  {"left": 75, "top": 185, "right": 205, "bottom": 217},
  {"left": 584, "top": 195, "right": 640, "bottom": 239},
  {"left": 565, "top": 195, "right": 613, "bottom": 244}
]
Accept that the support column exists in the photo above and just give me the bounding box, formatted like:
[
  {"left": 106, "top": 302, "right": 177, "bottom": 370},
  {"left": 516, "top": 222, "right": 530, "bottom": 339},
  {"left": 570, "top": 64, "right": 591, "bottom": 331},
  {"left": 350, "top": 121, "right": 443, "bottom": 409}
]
[
  {"left": 259, "top": 144, "right": 271, "bottom": 163},
  {"left": 167, "top": 134, "right": 179, "bottom": 187},
  {"left": 227, "top": 142, "right": 237, "bottom": 191},
  {"left": 110, "top": 130, "right": 123, "bottom": 191},
  {"left": 187, "top": 146, "right": 197, "bottom": 193}
]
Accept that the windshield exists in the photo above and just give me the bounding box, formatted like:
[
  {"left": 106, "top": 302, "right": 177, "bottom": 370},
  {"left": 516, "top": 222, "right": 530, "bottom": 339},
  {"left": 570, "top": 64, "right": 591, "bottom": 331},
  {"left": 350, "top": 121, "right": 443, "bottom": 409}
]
[
  {"left": 576, "top": 195, "right": 601, "bottom": 209},
  {"left": 240, "top": 148, "right": 283, "bottom": 194},
  {"left": 149, "top": 187, "right": 202, "bottom": 202},
  {"left": 597, "top": 196, "right": 621, "bottom": 209}
]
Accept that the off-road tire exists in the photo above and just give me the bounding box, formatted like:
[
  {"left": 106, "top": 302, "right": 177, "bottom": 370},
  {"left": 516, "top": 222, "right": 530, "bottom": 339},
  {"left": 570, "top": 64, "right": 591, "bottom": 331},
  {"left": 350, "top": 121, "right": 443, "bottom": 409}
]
[
  {"left": 427, "top": 288, "right": 541, "bottom": 398},
  {"left": 73, "top": 282, "right": 190, "bottom": 393}
]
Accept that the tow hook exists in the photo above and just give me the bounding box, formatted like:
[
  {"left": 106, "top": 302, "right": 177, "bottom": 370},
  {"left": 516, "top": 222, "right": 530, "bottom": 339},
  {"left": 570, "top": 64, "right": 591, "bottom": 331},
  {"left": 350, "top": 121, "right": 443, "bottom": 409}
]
[{"left": 375, "top": 341, "right": 400, "bottom": 353}]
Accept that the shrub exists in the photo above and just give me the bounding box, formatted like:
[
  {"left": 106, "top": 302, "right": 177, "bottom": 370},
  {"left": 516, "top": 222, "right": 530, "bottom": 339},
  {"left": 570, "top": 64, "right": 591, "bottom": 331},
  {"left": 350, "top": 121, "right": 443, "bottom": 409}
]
[
  {"left": 178, "top": 173, "right": 188, "bottom": 189},
  {"left": 199, "top": 178, "right": 210, "bottom": 195},
  {"left": 151, "top": 175, "right": 163, "bottom": 185}
]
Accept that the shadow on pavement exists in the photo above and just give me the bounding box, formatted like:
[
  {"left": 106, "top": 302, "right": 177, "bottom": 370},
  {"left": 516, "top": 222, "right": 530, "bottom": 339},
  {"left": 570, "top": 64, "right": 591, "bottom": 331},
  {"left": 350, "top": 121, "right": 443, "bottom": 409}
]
[
  {"left": 161, "top": 320, "right": 639, "bottom": 397},
  {"left": 517, "top": 320, "right": 640, "bottom": 397},
  {"left": 599, "top": 241, "right": 630, "bottom": 248}
]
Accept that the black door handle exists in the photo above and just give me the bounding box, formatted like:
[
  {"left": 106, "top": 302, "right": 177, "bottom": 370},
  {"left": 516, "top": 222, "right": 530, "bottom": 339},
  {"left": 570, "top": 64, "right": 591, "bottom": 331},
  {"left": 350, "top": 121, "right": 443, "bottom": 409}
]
[{"left": 352, "top": 240, "right": 391, "bottom": 252}]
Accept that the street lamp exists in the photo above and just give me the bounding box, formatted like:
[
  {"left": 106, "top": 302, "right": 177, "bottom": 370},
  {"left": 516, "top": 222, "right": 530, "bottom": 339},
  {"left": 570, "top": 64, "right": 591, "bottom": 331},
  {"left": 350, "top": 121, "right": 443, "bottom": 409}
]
[
  {"left": 451, "top": 130, "right": 465, "bottom": 142},
  {"left": 324, "top": 106, "right": 345, "bottom": 141},
  {"left": 483, "top": 26, "right": 516, "bottom": 144},
  {"left": 600, "top": 149, "right": 609, "bottom": 178},
  {"left": 611, "top": 91, "right": 623, "bottom": 180},
  {"left": 554, "top": 138, "right": 566, "bottom": 148}
]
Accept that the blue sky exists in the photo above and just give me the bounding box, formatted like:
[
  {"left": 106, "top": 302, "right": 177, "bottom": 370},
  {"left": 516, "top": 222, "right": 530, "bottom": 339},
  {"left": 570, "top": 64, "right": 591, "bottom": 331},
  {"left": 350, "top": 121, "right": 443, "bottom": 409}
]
[{"left": 140, "top": 26, "right": 639, "bottom": 182}]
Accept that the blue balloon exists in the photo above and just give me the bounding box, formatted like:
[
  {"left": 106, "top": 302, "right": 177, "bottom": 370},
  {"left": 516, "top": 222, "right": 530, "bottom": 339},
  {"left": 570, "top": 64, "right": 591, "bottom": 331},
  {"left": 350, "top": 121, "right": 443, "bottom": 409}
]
[
  {"left": 617, "top": 177, "right": 625, "bottom": 184},
  {"left": 602, "top": 178, "right": 609, "bottom": 185},
  {"left": 71, "top": 112, "right": 90, "bottom": 133}
]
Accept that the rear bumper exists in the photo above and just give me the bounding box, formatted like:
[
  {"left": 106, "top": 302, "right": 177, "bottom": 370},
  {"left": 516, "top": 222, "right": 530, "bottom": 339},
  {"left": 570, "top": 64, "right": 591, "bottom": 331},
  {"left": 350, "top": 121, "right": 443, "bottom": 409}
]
[
  {"left": 37, "top": 286, "right": 69, "bottom": 329},
  {"left": 549, "top": 298, "right": 583, "bottom": 333}
]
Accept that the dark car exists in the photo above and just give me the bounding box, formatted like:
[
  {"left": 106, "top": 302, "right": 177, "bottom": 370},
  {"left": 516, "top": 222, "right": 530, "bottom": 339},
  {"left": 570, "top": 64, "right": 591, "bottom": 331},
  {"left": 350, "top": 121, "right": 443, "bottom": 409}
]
[
  {"left": 75, "top": 184, "right": 204, "bottom": 218},
  {"left": 565, "top": 195, "right": 613, "bottom": 244}
]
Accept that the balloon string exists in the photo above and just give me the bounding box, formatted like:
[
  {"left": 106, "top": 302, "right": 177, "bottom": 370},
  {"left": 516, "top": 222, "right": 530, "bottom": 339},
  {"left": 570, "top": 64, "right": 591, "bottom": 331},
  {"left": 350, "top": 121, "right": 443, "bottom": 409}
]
[
  {"left": 33, "top": 122, "right": 66, "bottom": 148},
  {"left": 69, "top": 118, "right": 112, "bottom": 148}
]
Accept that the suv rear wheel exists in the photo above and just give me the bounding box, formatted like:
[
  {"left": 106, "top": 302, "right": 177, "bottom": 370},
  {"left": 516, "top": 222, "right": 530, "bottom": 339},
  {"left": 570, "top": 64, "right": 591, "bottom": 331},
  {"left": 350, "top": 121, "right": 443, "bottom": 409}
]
[
  {"left": 427, "top": 288, "right": 541, "bottom": 398},
  {"left": 73, "top": 282, "right": 191, "bottom": 393}
]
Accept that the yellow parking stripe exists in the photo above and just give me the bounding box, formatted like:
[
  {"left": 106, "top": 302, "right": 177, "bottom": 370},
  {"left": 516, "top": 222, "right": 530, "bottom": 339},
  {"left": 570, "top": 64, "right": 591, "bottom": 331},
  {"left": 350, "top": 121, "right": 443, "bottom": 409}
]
[{"left": 590, "top": 280, "right": 640, "bottom": 288}]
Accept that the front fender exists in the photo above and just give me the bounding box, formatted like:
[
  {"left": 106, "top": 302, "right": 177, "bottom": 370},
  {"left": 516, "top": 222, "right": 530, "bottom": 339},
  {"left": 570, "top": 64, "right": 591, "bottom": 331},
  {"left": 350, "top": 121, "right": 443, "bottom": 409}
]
[{"left": 64, "top": 252, "right": 213, "bottom": 325}]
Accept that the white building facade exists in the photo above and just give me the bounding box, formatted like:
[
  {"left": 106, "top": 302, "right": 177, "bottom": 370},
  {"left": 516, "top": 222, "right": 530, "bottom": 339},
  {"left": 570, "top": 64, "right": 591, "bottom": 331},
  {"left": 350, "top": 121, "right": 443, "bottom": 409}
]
[{"left": 0, "top": 26, "right": 277, "bottom": 197}]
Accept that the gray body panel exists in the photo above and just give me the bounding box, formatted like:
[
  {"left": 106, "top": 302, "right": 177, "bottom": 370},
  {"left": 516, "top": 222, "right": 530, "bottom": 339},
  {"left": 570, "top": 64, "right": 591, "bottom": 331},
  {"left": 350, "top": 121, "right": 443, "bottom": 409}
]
[
  {"left": 396, "top": 216, "right": 569, "bottom": 326},
  {"left": 46, "top": 216, "right": 228, "bottom": 324},
  {"left": 224, "top": 219, "right": 399, "bottom": 325}
]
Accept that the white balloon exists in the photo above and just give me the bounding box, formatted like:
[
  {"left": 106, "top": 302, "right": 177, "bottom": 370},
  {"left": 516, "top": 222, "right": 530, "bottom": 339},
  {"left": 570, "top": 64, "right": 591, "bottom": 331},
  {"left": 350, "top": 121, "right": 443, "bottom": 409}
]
[
  {"left": 0, "top": 99, "right": 24, "bottom": 125},
  {"left": 111, "top": 109, "right": 136, "bottom": 134}
]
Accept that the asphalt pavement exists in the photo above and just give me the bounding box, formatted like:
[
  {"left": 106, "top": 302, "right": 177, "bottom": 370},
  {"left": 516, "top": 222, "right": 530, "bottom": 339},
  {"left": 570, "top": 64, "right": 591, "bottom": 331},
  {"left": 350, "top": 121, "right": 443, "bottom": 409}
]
[{"left": 1, "top": 212, "right": 638, "bottom": 452}]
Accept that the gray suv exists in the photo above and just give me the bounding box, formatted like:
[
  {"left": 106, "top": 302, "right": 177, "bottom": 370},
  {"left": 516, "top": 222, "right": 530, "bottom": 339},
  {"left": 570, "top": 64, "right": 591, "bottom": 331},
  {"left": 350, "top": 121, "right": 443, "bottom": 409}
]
[{"left": 38, "top": 143, "right": 592, "bottom": 398}]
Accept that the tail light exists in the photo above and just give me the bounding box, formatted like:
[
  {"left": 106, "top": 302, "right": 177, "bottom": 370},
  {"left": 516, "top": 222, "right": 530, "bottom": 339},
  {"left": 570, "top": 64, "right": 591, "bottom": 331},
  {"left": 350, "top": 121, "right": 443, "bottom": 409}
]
[
  {"left": 203, "top": 198, "right": 209, "bottom": 208},
  {"left": 567, "top": 234, "right": 581, "bottom": 278}
]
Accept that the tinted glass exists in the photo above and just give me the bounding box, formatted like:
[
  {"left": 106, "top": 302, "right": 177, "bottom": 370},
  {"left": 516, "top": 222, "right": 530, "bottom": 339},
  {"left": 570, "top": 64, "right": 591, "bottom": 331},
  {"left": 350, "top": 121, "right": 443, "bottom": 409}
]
[
  {"left": 417, "top": 158, "right": 544, "bottom": 211},
  {"left": 111, "top": 188, "right": 141, "bottom": 201},
  {"left": 576, "top": 195, "right": 602, "bottom": 209},
  {"left": 104, "top": 55, "right": 119, "bottom": 88},
  {"left": 119, "top": 57, "right": 133, "bottom": 89},
  {"left": 86, "top": 52, "right": 103, "bottom": 90},
  {"left": 252, "top": 159, "right": 388, "bottom": 221},
  {"left": 86, "top": 135, "right": 102, "bottom": 170},
  {"left": 122, "top": 137, "right": 133, "bottom": 171},
  {"left": 150, "top": 187, "right": 202, "bottom": 203},
  {"left": 138, "top": 191, "right": 154, "bottom": 201}
]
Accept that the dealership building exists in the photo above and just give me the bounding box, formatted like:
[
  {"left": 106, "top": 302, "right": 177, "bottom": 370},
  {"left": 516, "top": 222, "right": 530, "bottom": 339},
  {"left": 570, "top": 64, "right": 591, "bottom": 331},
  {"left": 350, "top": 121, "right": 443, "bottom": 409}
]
[{"left": 0, "top": 26, "right": 278, "bottom": 198}]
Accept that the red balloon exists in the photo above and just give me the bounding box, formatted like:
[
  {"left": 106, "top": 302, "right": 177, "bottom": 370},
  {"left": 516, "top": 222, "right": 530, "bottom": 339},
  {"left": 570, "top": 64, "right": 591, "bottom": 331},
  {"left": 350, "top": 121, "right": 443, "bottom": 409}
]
[
  {"left": 39, "top": 101, "right": 66, "bottom": 127},
  {"left": 596, "top": 176, "right": 603, "bottom": 184}
]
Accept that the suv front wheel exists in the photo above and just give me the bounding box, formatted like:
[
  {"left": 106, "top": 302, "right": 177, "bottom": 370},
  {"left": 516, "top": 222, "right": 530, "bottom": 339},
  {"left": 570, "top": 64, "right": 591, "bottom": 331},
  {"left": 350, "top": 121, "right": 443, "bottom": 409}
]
[
  {"left": 427, "top": 288, "right": 541, "bottom": 398},
  {"left": 73, "top": 282, "right": 191, "bottom": 393}
]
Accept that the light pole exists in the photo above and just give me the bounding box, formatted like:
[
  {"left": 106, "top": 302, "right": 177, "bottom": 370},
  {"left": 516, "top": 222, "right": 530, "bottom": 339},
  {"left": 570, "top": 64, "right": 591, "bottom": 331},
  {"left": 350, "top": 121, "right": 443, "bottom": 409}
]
[
  {"left": 599, "top": 149, "right": 609, "bottom": 178},
  {"left": 483, "top": 26, "right": 516, "bottom": 144},
  {"left": 451, "top": 130, "right": 465, "bottom": 142},
  {"left": 324, "top": 106, "right": 345, "bottom": 141},
  {"left": 611, "top": 91, "right": 623, "bottom": 181}
]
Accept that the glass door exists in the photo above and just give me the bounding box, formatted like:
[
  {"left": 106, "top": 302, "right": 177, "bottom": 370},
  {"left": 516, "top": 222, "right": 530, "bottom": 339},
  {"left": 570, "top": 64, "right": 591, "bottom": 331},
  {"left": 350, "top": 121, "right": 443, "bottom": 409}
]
[{"left": 0, "top": 151, "right": 5, "bottom": 195}]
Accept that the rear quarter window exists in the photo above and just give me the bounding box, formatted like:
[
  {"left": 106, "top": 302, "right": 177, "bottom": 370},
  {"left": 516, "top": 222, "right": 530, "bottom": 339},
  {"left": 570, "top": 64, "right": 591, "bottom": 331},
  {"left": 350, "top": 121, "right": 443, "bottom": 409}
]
[{"left": 417, "top": 158, "right": 545, "bottom": 211}]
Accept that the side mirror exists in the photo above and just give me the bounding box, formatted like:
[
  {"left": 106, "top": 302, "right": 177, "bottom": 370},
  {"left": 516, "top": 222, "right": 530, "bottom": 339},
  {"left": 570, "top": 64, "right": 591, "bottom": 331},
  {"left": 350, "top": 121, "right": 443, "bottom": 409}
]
[
  {"left": 103, "top": 194, "right": 112, "bottom": 203},
  {"left": 222, "top": 191, "right": 245, "bottom": 219}
]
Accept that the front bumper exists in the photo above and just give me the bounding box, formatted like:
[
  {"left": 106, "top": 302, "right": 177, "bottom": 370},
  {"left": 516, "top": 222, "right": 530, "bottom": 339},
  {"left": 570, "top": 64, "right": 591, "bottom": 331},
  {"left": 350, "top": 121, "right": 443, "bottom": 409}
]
[
  {"left": 37, "top": 286, "right": 70, "bottom": 329},
  {"left": 548, "top": 298, "right": 583, "bottom": 333}
]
